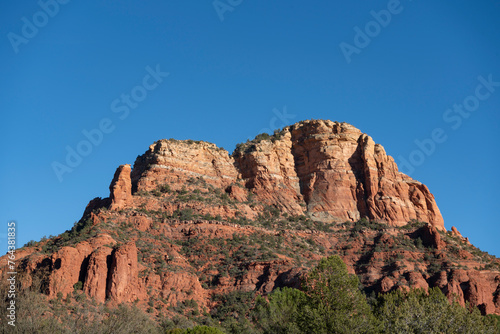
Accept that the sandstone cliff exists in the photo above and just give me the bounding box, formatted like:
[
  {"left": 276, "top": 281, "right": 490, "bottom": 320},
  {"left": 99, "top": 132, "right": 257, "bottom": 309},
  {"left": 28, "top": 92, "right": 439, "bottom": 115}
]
[
  {"left": 1, "top": 120, "right": 498, "bottom": 317},
  {"left": 130, "top": 120, "right": 444, "bottom": 229}
]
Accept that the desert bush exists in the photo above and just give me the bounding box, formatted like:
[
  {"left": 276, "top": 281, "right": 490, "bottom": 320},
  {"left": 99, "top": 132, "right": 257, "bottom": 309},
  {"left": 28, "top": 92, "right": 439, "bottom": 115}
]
[
  {"left": 173, "top": 208, "right": 194, "bottom": 220},
  {"left": 23, "top": 240, "right": 37, "bottom": 247},
  {"left": 375, "top": 287, "right": 498, "bottom": 333}
]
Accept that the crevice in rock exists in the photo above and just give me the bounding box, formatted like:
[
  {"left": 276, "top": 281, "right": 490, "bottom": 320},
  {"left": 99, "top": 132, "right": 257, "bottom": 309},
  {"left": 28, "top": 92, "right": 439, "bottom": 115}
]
[
  {"left": 54, "top": 258, "right": 62, "bottom": 270},
  {"left": 255, "top": 265, "right": 271, "bottom": 291},
  {"left": 78, "top": 255, "right": 90, "bottom": 287},
  {"left": 105, "top": 249, "right": 116, "bottom": 300},
  {"left": 289, "top": 131, "right": 312, "bottom": 206},
  {"left": 349, "top": 138, "right": 369, "bottom": 219},
  {"left": 36, "top": 257, "right": 53, "bottom": 295}
]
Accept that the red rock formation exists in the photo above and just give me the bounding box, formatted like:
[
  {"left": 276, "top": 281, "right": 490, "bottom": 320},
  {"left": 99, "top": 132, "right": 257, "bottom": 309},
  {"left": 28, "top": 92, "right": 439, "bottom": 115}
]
[
  {"left": 441, "top": 270, "right": 500, "bottom": 315},
  {"left": 158, "top": 271, "right": 207, "bottom": 308},
  {"left": 106, "top": 242, "right": 141, "bottom": 303},
  {"left": 132, "top": 120, "right": 444, "bottom": 229},
  {"left": 379, "top": 276, "right": 396, "bottom": 293},
  {"left": 414, "top": 223, "right": 445, "bottom": 250},
  {"left": 48, "top": 243, "right": 93, "bottom": 298},
  {"left": 451, "top": 226, "right": 463, "bottom": 238},
  {"left": 407, "top": 271, "right": 429, "bottom": 291},
  {"left": 2, "top": 119, "right": 498, "bottom": 317},
  {"left": 83, "top": 247, "right": 113, "bottom": 303},
  {"left": 236, "top": 259, "right": 294, "bottom": 294},
  {"left": 109, "top": 164, "right": 132, "bottom": 210},
  {"left": 275, "top": 121, "right": 443, "bottom": 228},
  {"left": 131, "top": 141, "right": 238, "bottom": 193},
  {"left": 226, "top": 184, "right": 248, "bottom": 202},
  {"left": 359, "top": 134, "right": 443, "bottom": 229},
  {"left": 233, "top": 132, "right": 305, "bottom": 215},
  {"left": 2, "top": 215, "right": 499, "bottom": 315}
]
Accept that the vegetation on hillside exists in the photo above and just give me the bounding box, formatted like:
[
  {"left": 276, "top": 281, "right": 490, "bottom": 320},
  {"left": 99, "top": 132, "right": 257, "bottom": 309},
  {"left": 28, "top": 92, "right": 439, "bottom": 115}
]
[
  {"left": 233, "top": 128, "right": 287, "bottom": 155},
  {"left": 1, "top": 255, "right": 498, "bottom": 333},
  {"left": 10, "top": 176, "right": 500, "bottom": 333}
]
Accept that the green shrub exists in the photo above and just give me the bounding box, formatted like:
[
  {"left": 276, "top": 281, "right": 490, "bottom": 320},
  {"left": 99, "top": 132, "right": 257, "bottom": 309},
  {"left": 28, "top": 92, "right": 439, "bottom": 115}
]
[
  {"left": 23, "top": 240, "right": 37, "bottom": 247},
  {"left": 73, "top": 281, "right": 83, "bottom": 291},
  {"left": 173, "top": 208, "right": 194, "bottom": 220},
  {"left": 211, "top": 290, "right": 256, "bottom": 323},
  {"left": 252, "top": 288, "right": 306, "bottom": 334},
  {"left": 375, "top": 287, "right": 497, "bottom": 333},
  {"left": 414, "top": 237, "right": 424, "bottom": 249},
  {"left": 159, "top": 184, "right": 171, "bottom": 193}
]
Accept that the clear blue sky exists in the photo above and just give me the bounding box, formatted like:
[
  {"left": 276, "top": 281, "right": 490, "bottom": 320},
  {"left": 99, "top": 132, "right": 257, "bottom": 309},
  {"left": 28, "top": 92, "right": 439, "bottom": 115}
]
[{"left": 1, "top": 1, "right": 499, "bottom": 256}]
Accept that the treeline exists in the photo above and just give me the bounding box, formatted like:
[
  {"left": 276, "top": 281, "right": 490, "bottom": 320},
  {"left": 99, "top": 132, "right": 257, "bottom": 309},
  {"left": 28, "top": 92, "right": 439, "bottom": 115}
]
[
  {"left": 248, "top": 256, "right": 499, "bottom": 334},
  {"left": 1, "top": 256, "right": 499, "bottom": 333}
]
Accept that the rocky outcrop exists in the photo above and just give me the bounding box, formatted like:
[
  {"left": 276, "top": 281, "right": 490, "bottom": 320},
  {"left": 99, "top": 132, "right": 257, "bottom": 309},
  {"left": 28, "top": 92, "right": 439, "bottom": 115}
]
[
  {"left": 412, "top": 224, "right": 445, "bottom": 250},
  {"left": 4, "top": 119, "right": 498, "bottom": 318},
  {"left": 358, "top": 133, "right": 443, "bottom": 229},
  {"left": 82, "top": 197, "right": 110, "bottom": 217},
  {"left": 20, "top": 238, "right": 142, "bottom": 304},
  {"left": 407, "top": 271, "right": 429, "bottom": 291},
  {"left": 158, "top": 271, "right": 207, "bottom": 308},
  {"left": 130, "top": 120, "right": 444, "bottom": 229},
  {"left": 106, "top": 242, "right": 141, "bottom": 303},
  {"left": 83, "top": 247, "right": 113, "bottom": 303},
  {"left": 275, "top": 121, "right": 443, "bottom": 228},
  {"left": 131, "top": 141, "right": 238, "bottom": 192},
  {"left": 236, "top": 260, "right": 295, "bottom": 294},
  {"left": 109, "top": 164, "right": 132, "bottom": 210},
  {"left": 438, "top": 269, "right": 500, "bottom": 315},
  {"left": 233, "top": 132, "right": 305, "bottom": 215},
  {"left": 226, "top": 184, "right": 248, "bottom": 202},
  {"left": 451, "top": 226, "right": 463, "bottom": 238},
  {"left": 48, "top": 243, "right": 93, "bottom": 298}
]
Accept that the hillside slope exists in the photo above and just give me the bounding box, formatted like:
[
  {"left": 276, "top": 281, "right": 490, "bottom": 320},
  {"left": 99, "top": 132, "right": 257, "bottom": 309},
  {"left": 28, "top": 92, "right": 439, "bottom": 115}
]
[{"left": 1, "top": 120, "right": 499, "bottom": 319}]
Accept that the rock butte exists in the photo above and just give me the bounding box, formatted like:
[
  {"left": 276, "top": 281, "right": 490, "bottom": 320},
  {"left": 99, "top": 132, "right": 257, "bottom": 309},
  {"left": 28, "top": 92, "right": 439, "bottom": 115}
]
[
  {"left": 1, "top": 120, "right": 499, "bottom": 316},
  {"left": 130, "top": 120, "right": 444, "bottom": 230}
]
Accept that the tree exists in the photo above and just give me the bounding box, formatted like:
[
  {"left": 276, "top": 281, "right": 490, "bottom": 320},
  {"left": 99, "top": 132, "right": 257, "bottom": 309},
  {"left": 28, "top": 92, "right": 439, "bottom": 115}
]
[
  {"left": 252, "top": 287, "right": 306, "bottom": 334},
  {"left": 252, "top": 255, "right": 379, "bottom": 333},
  {"left": 298, "top": 255, "right": 379, "bottom": 334},
  {"left": 210, "top": 290, "right": 256, "bottom": 333},
  {"left": 375, "top": 287, "right": 499, "bottom": 333}
]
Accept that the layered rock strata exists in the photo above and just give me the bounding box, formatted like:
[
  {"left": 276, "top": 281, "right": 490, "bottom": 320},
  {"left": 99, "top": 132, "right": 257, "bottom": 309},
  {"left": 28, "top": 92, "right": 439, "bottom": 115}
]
[{"left": 127, "top": 120, "right": 444, "bottom": 229}]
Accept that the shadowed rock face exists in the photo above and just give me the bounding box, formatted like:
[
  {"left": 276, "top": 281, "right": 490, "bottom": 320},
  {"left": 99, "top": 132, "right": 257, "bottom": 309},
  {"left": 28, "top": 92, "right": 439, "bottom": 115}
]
[{"left": 131, "top": 120, "right": 444, "bottom": 229}]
